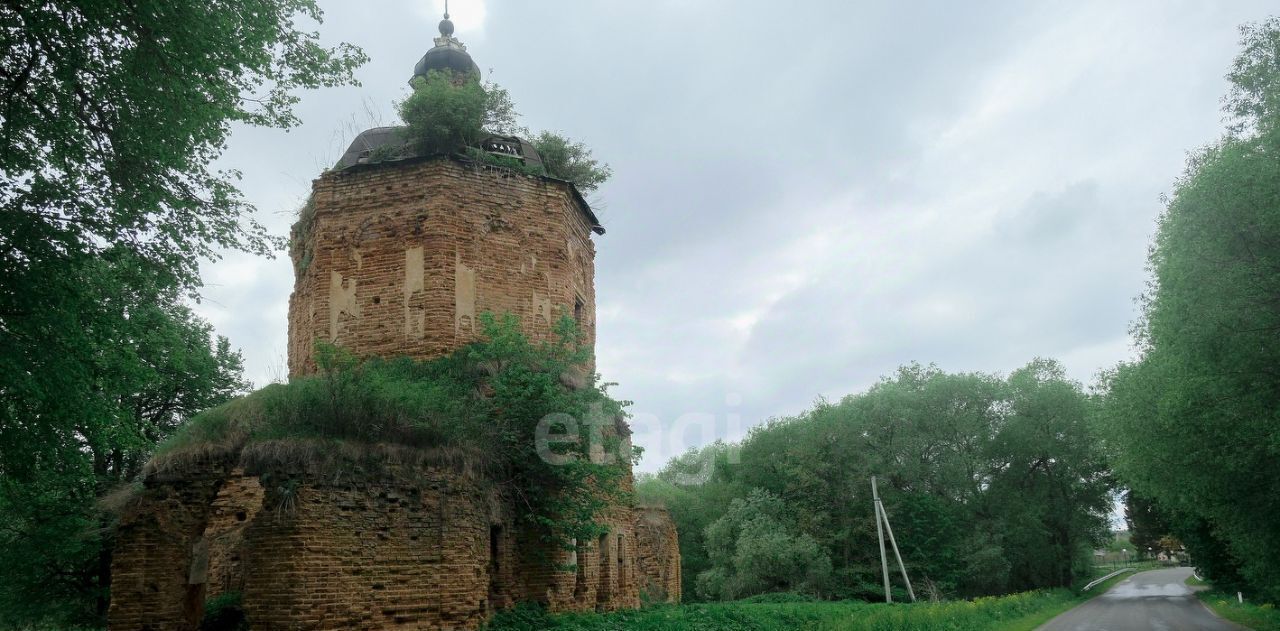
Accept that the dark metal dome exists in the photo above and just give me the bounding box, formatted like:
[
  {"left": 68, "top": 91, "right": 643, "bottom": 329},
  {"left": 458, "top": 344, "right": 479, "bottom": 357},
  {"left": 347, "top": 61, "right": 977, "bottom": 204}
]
[
  {"left": 412, "top": 47, "right": 480, "bottom": 81},
  {"left": 334, "top": 127, "right": 544, "bottom": 173},
  {"left": 411, "top": 11, "right": 480, "bottom": 83}
]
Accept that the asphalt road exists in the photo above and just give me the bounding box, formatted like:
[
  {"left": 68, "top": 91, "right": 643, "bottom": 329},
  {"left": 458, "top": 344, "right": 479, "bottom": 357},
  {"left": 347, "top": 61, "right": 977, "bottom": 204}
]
[{"left": 1037, "top": 567, "right": 1244, "bottom": 631}]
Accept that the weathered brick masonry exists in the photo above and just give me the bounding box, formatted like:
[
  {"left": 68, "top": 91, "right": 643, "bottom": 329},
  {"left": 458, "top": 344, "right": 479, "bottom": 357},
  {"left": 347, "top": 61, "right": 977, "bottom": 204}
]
[
  {"left": 109, "top": 447, "right": 671, "bottom": 630},
  {"left": 109, "top": 153, "right": 679, "bottom": 630},
  {"left": 287, "top": 157, "right": 599, "bottom": 377},
  {"left": 634, "top": 507, "right": 683, "bottom": 603}
]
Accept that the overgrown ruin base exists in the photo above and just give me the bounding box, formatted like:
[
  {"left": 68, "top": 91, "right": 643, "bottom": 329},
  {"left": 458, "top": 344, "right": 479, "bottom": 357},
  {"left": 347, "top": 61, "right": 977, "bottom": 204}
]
[{"left": 108, "top": 444, "right": 679, "bottom": 630}]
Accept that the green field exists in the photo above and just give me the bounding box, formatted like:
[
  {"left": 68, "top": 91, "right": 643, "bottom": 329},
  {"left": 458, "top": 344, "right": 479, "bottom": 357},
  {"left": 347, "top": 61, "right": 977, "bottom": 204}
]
[{"left": 484, "top": 578, "right": 1133, "bottom": 631}]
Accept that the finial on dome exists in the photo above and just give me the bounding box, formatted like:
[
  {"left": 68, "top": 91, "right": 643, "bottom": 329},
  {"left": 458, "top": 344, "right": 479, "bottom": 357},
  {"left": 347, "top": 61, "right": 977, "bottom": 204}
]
[{"left": 439, "top": 0, "right": 455, "bottom": 37}]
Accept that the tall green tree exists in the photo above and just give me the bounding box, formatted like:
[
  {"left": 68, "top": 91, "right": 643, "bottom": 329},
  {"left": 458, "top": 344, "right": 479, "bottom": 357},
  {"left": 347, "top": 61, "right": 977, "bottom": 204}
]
[
  {"left": 1, "top": 0, "right": 365, "bottom": 469},
  {"left": 0, "top": 251, "right": 246, "bottom": 626},
  {"left": 1, "top": 0, "right": 366, "bottom": 284},
  {"left": 1, "top": 1, "right": 365, "bottom": 624},
  {"left": 1096, "top": 17, "right": 1280, "bottom": 602},
  {"left": 695, "top": 489, "right": 832, "bottom": 601},
  {"left": 1124, "top": 493, "right": 1172, "bottom": 555}
]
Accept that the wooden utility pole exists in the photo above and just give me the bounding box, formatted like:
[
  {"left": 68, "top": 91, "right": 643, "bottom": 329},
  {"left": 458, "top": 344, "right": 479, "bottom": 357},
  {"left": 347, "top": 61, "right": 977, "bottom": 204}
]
[{"left": 871, "top": 476, "right": 917, "bottom": 603}]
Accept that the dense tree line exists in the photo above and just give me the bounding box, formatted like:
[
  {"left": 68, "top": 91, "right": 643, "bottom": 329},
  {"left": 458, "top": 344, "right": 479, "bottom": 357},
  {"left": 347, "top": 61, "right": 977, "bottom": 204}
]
[
  {"left": 1095, "top": 17, "right": 1280, "bottom": 603},
  {"left": 639, "top": 360, "right": 1112, "bottom": 602}
]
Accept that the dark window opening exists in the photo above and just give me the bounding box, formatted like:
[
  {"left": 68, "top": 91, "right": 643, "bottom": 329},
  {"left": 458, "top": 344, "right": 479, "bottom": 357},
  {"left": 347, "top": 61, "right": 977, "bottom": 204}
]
[
  {"left": 574, "top": 295, "right": 585, "bottom": 323},
  {"left": 488, "top": 524, "right": 503, "bottom": 611},
  {"left": 596, "top": 533, "right": 613, "bottom": 606},
  {"left": 489, "top": 525, "right": 502, "bottom": 572}
]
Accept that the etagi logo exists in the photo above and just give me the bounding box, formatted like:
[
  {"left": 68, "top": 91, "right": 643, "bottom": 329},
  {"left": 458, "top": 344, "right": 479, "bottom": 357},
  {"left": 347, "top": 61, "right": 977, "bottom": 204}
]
[{"left": 535, "top": 394, "right": 746, "bottom": 486}]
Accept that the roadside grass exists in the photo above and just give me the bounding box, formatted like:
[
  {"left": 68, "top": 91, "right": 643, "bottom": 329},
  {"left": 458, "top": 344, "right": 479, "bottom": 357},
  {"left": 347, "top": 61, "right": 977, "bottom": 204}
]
[
  {"left": 1189, "top": 579, "right": 1280, "bottom": 631},
  {"left": 984, "top": 572, "right": 1135, "bottom": 631},
  {"left": 483, "top": 601, "right": 864, "bottom": 631},
  {"left": 484, "top": 579, "right": 1130, "bottom": 631}
]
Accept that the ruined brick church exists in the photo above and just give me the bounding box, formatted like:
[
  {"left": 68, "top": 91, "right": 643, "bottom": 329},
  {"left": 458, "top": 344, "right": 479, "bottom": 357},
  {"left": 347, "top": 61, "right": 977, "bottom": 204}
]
[{"left": 108, "top": 12, "right": 679, "bottom": 630}]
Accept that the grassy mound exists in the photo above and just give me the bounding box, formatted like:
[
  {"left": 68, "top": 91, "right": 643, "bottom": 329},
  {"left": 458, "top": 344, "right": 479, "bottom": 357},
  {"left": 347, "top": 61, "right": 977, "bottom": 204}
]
[
  {"left": 153, "top": 346, "right": 479, "bottom": 466},
  {"left": 149, "top": 314, "right": 633, "bottom": 546}
]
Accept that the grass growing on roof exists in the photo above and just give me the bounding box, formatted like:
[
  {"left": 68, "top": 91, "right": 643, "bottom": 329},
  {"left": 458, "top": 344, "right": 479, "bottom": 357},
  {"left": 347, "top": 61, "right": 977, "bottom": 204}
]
[{"left": 153, "top": 313, "right": 635, "bottom": 547}]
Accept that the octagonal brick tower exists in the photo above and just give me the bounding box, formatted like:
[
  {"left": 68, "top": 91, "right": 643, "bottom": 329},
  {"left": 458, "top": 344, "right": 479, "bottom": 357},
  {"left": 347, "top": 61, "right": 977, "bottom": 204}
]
[{"left": 286, "top": 18, "right": 604, "bottom": 377}]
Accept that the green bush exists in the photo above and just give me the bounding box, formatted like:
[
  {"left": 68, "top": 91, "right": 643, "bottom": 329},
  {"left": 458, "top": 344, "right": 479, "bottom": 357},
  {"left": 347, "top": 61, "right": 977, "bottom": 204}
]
[
  {"left": 697, "top": 489, "right": 832, "bottom": 601},
  {"left": 394, "top": 71, "right": 611, "bottom": 193},
  {"left": 531, "top": 131, "right": 612, "bottom": 192},
  {"left": 737, "top": 592, "right": 820, "bottom": 604},
  {"left": 398, "top": 70, "right": 488, "bottom": 153},
  {"left": 482, "top": 603, "right": 556, "bottom": 631},
  {"left": 646, "top": 360, "right": 1110, "bottom": 603},
  {"left": 157, "top": 313, "right": 634, "bottom": 548}
]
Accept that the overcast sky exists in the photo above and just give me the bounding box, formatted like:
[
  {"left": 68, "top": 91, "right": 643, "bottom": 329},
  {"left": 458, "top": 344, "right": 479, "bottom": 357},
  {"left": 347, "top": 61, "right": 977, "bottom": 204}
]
[{"left": 195, "top": 0, "right": 1274, "bottom": 472}]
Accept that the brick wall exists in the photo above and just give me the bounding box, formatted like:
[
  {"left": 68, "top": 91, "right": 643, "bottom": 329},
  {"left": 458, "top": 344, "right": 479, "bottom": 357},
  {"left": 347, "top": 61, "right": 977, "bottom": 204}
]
[
  {"left": 633, "top": 507, "right": 682, "bottom": 604},
  {"left": 110, "top": 454, "right": 676, "bottom": 630},
  {"left": 108, "top": 457, "right": 234, "bottom": 630},
  {"left": 288, "top": 157, "right": 598, "bottom": 377},
  {"left": 237, "top": 466, "right": 497, "bottom": 629},
  {"left": 201, "top": 470, "right": 264, "bottom": 602}
]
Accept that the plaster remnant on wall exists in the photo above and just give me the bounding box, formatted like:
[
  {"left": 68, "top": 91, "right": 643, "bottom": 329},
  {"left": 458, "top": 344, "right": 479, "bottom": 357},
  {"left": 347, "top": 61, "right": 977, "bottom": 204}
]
[
  {"left": 532, "top": 291, "right": 552, "bottom": 328},
  {"left": 330, "top": 270, "right": 360, "bottom": 341},
  {"left": 456, "top": 253, "right": 476, "bottom": 334},
  {"left": 405, "top": 246, "right": 426, "bottom": 339},
  {"left": 188, "top": 539, "right": 209, "bottom": 585}
]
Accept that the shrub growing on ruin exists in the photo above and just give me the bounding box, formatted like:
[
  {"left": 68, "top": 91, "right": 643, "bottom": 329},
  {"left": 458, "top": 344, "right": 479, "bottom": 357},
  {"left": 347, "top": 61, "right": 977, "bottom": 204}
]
[
  {"left": 156, "top": 313, "right": 635, "bottom": 548},
  {"left": 532, "top": 131, "right": 613, "bottom": 193},
  {"left": 398, "top": 70, "right": 489, "bottom": 153},
  {"left": 395, "top": 73, "right": 612, "bottom": 193}
]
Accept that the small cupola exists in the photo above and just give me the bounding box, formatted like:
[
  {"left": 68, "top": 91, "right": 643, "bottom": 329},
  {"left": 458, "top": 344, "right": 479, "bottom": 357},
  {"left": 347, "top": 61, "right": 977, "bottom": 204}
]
[{"left": 411, "top": 4, "right": 481, "bottom": 83}]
